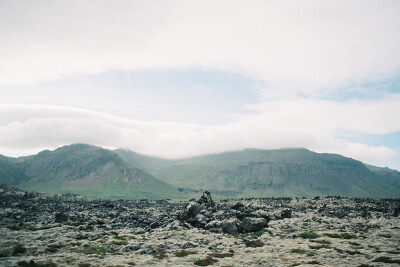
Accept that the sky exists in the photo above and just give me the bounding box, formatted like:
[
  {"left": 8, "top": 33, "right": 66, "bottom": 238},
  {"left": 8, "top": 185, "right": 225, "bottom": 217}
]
[{"left": 1, "top": 0, "right": 400, "bottom": 170}]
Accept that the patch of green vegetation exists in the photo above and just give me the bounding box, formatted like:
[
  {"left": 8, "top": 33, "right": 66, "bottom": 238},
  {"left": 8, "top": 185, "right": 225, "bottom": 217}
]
[
  {"left": 341, "top": 233, "right": 356, "bottom": 239},
  {"left": 114, "top": 235, "right": 136, "bottom": 240},
  {"left": 112, "top": 240, "right": 128, "bottom": 246},
  {"left": 70, "top": 241, "right": 81, "bottom": 247},
  {"left": 78, "top": 264, "right": 91, "bottom": 267},
  {"left": 323, "top": 233, "right": 341, "bottom": 238},
  {"left": 310, "top": 240, "right": 331, "bottom": 244},
  {"left": 372, "top": 256, "right": 400, "bottom": 264},
  {"left": 66, "top": 222, "right": 82, "bottom": 226},
  {"left": 333, "top": 247, "right": 343, "bottom": 253},
  {"left": 174, "top": 250, "right": 197, "bottom": 257},
  {"left": 289, "top": 260, "right": 320, "bottom": 267},
  {"left": 27, "top": 225, "right": 60, "bottom": 231},
  {"left": 323, "top": 232, "right": 356, "bottom": 239},
  {"left": 253, "top": 229, "right": 268, "bottom": 237},
  {"left": 208, "top": 252, "right": 234, "bottom": 258},
  {"left": 345, "top": 250, "right": 361, "bottom": 255},
  {"left": 0, "top": 248, "right": 11, "bottom": 257},
  {"left": 17, "top": 260, "right": 57, "bottom": 267},
  {"left": 194, "top": 256, "right": 218, "bottom": 266},
  {"left": 79, "top": 247, "right": 113, "bottom": 255},
  {"left": 7, "top": 225, "right": 21, "bottom": 231},
  {"left": 45, "top": 246, "right": 58, "bottom": 253},
  {"left": 13, "top": 244, "right": 27, "bottom": 256},
  {"left": 290, "top": 248, "right": 307, "bottom": 254},
  {"left": 65, "top": 258, "right": 76, "bottom": 265},
  {"left": 244, "top": 240, "right": 265, "bottom": 248},
  {"left": 386, "top": 250, "right": 400, "bottom": 254},
  {"left": 379, "top": 233, "right": 391, "bottom": 238},
  {"left": 298, "top": 232, "right": 319, "bottom": 239}
]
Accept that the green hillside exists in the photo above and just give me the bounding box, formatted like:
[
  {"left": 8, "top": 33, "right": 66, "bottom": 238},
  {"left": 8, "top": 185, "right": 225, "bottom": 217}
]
[
  {"left": 117, "top": 148, "right": 400, "bottom": 198},
  {"left": 0, "top": 155, "right": 27, "bottom": 185},
  {"left": 0, "top": 144, "right": 185, "bottom": 200},
  {"left": 364, "top": 164, "right": 400, "bottom": 190},
  {"left": 1, "top": 145, "right": 399, "bottom": 199}
]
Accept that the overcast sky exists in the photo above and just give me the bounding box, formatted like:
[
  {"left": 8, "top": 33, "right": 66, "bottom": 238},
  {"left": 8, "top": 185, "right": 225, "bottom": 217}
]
[{"left": 1, "top": 0, "right": 400, "bottom": 170}]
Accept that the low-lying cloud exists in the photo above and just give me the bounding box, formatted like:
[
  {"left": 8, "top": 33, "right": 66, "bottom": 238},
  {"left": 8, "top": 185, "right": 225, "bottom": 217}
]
[{"left": 0, "top": 101, "right": 397, "bottom": 169}]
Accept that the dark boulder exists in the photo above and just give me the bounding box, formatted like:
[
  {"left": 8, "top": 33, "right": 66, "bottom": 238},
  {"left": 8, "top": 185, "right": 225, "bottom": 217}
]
[
  {"left": 238, "top": 217, "right": 268, "bottom": 233},
  {"left": 280, "top": 209, "right": 292, "bottom": 219},
  {"left": 55, "top": 212, "right": 68, "bottom": 223},
  {"left": 179, "top": 202, "right": 201, "bottom": 224},
  {"left": 231, "top": 202, "right": 245, "bottom": 210},
  {"left": 221, "top": 221, "right": 239, "bottom": 235}
]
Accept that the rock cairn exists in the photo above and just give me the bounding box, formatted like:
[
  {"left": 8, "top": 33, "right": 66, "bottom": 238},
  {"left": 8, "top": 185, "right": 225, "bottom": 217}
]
[{"left": 180, "top": 191, "right": 273, "bottom": 234}]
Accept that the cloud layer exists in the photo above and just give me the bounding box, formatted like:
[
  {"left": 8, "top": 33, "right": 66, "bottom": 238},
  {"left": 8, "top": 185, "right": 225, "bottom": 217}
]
[{"left": 0, "top": 101, "right": 398, "bottom": 168}]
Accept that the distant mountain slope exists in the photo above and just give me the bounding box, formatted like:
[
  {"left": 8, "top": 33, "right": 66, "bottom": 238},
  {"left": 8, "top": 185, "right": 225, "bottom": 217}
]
[
  {"left": 1, "top": 145, "right": 399, "bottom": 199},
  {"left": 117, "top": 148, "right": 400, "bottom": 198},
  {"left": 0, "top": 155, "right": 27, "bottom": 185},
  {"left": 364, "top": 164, "right": 400, "bottom": 190},
  {"left": 114, "top": 149, "right": 172, "bottom": 171},
  {"left": 0, "top": 144, "right": 183, "bottom": 200}
]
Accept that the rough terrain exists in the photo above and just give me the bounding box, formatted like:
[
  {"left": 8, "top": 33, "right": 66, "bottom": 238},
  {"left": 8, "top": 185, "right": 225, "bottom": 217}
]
[{"left": 1, "top": 185, "right": 400, "bottom": 267}]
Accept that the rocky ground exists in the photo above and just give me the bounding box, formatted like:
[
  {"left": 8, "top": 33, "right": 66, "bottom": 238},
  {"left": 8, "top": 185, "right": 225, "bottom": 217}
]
[{"left": 0, "top": 185, "right": 400, "bottom": 267}]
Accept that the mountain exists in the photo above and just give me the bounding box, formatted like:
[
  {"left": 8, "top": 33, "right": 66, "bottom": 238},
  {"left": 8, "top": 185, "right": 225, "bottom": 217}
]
[
  {"left": 0, "top": 155, "right": 28, "bottom": 185},
  {"left": 364, "top": 164, "right": 400, "bottom": 190},
  {"left": 0, "top": 144, "right": 184, "bottom": 200},
  {"left": 1, "top": 145, "right": 399, "bottom": 199},
  {"left": 116, "top": 148, "right": 400, "bottom": 198}
]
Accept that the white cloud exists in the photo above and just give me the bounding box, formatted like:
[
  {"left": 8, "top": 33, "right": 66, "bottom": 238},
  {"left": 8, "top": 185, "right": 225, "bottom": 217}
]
[
  {"left": 0, "top": 102, "right": 398, "bottom": 169},
  {"left": 1, "top": 0, "right": 399, "bottom": 97}
]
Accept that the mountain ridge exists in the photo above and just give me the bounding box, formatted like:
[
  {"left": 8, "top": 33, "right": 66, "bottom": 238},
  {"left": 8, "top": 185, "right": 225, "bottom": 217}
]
[
  {"left": 116, "top": 147, "right": 400, "bottom": 198},
  {"left": 0, "top": 144, "right": 399, "bottom": 199}
]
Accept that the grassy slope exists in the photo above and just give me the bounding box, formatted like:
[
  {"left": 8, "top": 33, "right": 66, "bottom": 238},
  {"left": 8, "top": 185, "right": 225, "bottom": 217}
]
[
  {"left": 1, "top": 145, "right": 399, "bottom": 199},
  {"left": 118, "top": 148, "right": 400, "bottom": 198},
  {"left": 364, "top": 164, "right": 400, "bottom": 191},
  {"left": 0, "top": 155, "right": 27, "bottom": 185},
  {"left": 3, "top": 144, "right": 185, "bottom": 200}
]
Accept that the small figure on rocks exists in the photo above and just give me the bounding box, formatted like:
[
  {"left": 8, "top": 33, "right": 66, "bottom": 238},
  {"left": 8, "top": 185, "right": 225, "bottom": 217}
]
[{"left": 197, "top": 191, "right": 215, "bottom": 207}]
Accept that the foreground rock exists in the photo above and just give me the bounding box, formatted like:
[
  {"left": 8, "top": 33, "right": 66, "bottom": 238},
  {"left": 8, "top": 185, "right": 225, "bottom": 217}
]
[
  {"left": 180, "top": 191, "right": 270, "bottom": 234},
  {"left": 1, "top": 184, "right": 400, "bottom": 266}
]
